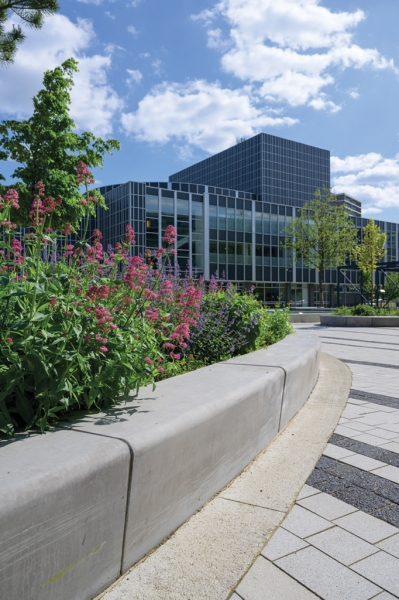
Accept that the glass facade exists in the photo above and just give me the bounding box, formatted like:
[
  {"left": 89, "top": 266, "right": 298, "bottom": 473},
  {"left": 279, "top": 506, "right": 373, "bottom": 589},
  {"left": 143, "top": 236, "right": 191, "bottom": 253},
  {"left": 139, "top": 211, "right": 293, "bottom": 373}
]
[
  {"left": 169, "top": 132, "right": 330, "bottom": 208},
  {"left": 96, "top": 133, "right": 399, "bottom": 307}
]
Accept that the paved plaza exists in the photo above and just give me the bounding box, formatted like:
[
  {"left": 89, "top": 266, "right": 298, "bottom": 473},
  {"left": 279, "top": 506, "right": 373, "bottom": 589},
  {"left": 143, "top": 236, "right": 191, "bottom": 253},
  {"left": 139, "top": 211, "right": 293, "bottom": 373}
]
[{"left": 234, "top": 324, "right": 399, "bottom": 600}]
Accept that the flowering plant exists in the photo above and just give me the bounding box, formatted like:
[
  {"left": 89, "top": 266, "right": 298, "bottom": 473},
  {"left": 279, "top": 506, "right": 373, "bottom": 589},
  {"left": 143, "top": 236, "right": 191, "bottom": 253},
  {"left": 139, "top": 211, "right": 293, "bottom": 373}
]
[{"left": 0, "top": 168, "right": 200, "bottom": 438}]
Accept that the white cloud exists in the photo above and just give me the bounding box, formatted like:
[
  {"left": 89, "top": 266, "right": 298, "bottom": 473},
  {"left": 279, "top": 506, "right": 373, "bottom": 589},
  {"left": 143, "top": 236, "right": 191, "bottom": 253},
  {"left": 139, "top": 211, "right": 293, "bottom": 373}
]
[
  {"left": 105, "top": 11, "right": 115, "bottom": 19},
  {"left": 121, "top": 79, "right": 297, "bottom": 154},
  {"left": 77, "top": 0, "right": 102, "bottom": 4},
  {"left": 152, "top": 59, "right": 162, "bottom": 76},
  {"left": 127, "top": 25, "right": 138, "bottom": 35},
  {"left": 0, "top": 14, "right": 123, "bottom": 136},
  {"left": 126, "top": 68, "right": 143, "bottom": 86},
  {"left": 192, "top": 0, "right": 395, "bottom": 111},
  {"left": 332, "top": 152, "right": 399, "bottom": 212}
]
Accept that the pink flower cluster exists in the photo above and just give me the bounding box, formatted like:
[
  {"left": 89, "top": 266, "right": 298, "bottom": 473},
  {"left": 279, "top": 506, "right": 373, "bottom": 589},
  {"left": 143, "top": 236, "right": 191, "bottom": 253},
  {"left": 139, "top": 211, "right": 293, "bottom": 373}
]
[
  {"left": 0, "top": 189, "right": 19, "bottom": 210},
  {"left": 162, "top": 224, "right": 177, "bottom": 245},
  {"left": 76, "top": 161, "right": 95, "bottom": 186}
]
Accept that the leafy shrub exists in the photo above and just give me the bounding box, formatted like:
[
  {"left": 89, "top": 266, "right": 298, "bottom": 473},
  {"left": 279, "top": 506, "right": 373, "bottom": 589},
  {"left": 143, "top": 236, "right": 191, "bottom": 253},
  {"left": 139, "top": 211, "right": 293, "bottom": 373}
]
[
  {"left": 0, "top": 172, "right": 201, "bottom": 437},
  {"left": 333, "top": 304, "right": 399, "bottom": 316},
  {"left": 256, "top": 304, "right": 294, "bottom": 347}
]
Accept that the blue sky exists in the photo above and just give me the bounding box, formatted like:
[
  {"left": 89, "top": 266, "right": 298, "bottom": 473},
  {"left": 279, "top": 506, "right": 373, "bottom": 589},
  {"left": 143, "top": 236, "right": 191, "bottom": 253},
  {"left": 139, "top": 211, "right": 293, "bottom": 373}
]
[{"left": 1, "top": 0, "right": 399, "bottom": 222}]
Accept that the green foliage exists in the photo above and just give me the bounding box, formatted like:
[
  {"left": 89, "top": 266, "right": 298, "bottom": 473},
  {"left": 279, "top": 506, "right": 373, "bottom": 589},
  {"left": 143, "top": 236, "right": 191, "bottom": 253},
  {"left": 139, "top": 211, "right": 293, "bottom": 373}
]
[
  {"left": 352, "top": 219, "right": 387, "bottom": 305},
  {"left": 333, "top": 305, "right": 399, "bottom": 316},
  {"left": 0, "top": 58, "right": 120, "bottom": 228},
  {"left": 188, "top": 287, "right": 263, "bottom": 363},
  {"left": 385, "top": 273, "right": 399, "bottom": 302},
  {"left": 0, "top": 1, "right": 59, "bottom": 64},
  {"left": 256, "top": 304, "right": 294, "bottom": 347},
  {"left": 284, "top": 189, "right": 357, "bottom": 307}
]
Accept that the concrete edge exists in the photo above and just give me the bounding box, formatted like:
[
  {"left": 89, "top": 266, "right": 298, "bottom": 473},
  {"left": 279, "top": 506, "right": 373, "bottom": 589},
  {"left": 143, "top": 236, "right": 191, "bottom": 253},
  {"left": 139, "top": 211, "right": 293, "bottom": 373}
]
[
  {"left": 95, "top": 353, "right": 351, "bottom": 600},
  {"left": 321, "top": 315, "right": 399, "bottom": 327}
]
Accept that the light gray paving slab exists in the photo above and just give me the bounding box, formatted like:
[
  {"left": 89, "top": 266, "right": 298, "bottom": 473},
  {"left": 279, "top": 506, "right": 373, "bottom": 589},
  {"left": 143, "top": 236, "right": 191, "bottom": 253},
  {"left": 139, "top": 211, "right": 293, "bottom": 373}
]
[
  {"left": 351, "top": 551, "right": 399, "bottom": 597},
  {"left": 378, "top": 441, "right": 399, "bottom": 454},
  {"left": 341, "top": 421, "right": 374, "bottom": 432},
  {"left": 333, "top": 511, "right": 399, "bottom": 544},
  {"left": 348, "top": 433, "right": 391, "bottom": 447},
  {"left": 281, "top": 505, "right": 333, "bottom": 538},
  {"left": 230, "top": 594, "right": 242, "bottom": 600},
  {"left": 372, "top": 593, "right": 398, "bottom": 600},
  {"left": 306, "top": 526, "right": 379, "bottom": 566},
  {"left": 368, "top": 428, "right": 399, "bottom": 440},
  {"left": 323, "top": 443, "right": 356, "bottom": 460},
  {"left": 236, "top": 556, "right": 319, "bottom": 600},
  {"left": 355, "top": 414, "right": 396, "bottom": 426},
  {"left": 371, "top": 465, "right": 399, "bottom": 484},
  {"left": 349, "top": 399, "right": 370, "bottom": 405},
  {"left": 340, "top": 453, "right": 387, "bottom": 472},
  {"left": 378, "top": 423, "right": 399, "bottom": 434},
  {"left": 297, "top": 484, "right": 322, "bottom": 501},
  {"left": 334, "top": 424, "right": 363, "bottom": 438},
  {"left": 261, "top": 528, "right": 308, "bottom": 561},
  {"left": 275, "top": 546, "right": 381, "bottom": 600},
  {"left": 297, "top": 492, "right": 357, "bottom": 521},
  {"left": 377, "top": 533, "right": 399, "bottom": 559}
]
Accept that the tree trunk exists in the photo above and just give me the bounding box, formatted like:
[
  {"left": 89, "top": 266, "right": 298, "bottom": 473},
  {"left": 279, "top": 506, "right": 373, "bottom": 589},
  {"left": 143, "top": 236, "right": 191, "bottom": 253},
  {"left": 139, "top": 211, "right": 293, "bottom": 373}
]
[{"left": 319, "top": 272, "right": 324, "bottom": 308}]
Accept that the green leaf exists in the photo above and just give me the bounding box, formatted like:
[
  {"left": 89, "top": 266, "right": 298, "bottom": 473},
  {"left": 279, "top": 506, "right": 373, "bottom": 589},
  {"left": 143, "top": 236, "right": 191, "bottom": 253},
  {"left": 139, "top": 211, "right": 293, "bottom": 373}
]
[
  {"left": 9, "top": 319, "right": 30, "bottom": 331},
  {"left": 31, "top": 312, "right": 47, "bottom": 321},
  {"left": 0, "top": 275, "right": 9, "bottom": 288},
  {"left": 15, "top": 393, "right": 34, "bottom": 425}
]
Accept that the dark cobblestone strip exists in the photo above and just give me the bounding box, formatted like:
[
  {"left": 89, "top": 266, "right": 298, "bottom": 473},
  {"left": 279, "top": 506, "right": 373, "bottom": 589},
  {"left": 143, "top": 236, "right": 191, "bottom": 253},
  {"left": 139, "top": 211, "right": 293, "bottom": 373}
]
[
  {"left": 323, "top": 341, "right": 399, "bottom": 352},
  {"left": 306, "top": 455, "right": 399, "bottom": 528},
  {"left": 329, "top": 434, "right": 399, "bottom": 467},
  {"left": 343, "top": 359, "right": 399, "bottom": 369},
  {"left": 321, "top": 335, "right": 399, "bottom": 347},
  {"left": 349, "top": 388, "right": 399, "bottom": 407}
]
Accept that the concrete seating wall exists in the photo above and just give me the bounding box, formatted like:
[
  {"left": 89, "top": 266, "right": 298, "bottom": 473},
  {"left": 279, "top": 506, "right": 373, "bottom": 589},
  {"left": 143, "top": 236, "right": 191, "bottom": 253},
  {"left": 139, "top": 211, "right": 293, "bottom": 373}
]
[
  {"left": 0, "top": 333, "right": 321, "bottom": 600},
  {"left": 320, "top": 315, "right": 399, "bottom": 327}
]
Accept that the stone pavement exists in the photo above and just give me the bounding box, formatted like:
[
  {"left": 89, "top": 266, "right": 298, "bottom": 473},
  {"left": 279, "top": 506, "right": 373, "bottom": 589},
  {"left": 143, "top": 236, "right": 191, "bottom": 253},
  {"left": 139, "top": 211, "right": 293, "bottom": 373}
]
[{"left": 234, "top": 324, "right": 399, "bottom": 600}]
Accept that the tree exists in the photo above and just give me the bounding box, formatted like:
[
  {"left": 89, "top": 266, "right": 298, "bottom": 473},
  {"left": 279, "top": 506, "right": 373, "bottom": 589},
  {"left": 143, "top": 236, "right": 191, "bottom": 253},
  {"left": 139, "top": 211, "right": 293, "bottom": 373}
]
[
  {"left": 284, "top": 189, "right": 357, "bottom": 307},
  {"left": 0, "top": 58, "right": 120, "bottom": 230},
  {"left": 352, "top": 219, "right": 386, "bottom": 305},
  {"left": 0, "top": 0, "right": 59, "bottom": 64},
  {"left": 384, "top": 272, "right": 399, "bottom": 303}
]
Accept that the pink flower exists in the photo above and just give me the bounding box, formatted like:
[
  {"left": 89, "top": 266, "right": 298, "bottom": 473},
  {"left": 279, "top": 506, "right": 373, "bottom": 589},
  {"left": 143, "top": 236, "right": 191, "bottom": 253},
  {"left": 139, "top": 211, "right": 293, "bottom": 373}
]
[
  {"left": 125, "top": 224, "right": 136, "bottom": 245},
  {"left": 64, "top": 223, "right": 72, "bottom": 235},
  {"left": 99, "top": 346, "right": 108, "bottom": 352},
  {"left": 162, "top": 343, "right": 175, "bottom": 350},
  {"left": 5, "top": 337, "right": 12, "bottom": 343},
  {"left": 144, "top": 357, "right": 153, "bottom": 365},
  {"left": 85, "top": 334, "right": 91, "bottom": 342},
  {"left": 157, "top": 367, "right": 165, "bottom": 374},
  {"left": 4, "top": 189, "right": 19, "bottom": 210},
  {"left": 170, "top": 352, "right": 181, "bottom": 360},
  {"left": 162, "top": 224, "right": 177, "bottom": 245}
]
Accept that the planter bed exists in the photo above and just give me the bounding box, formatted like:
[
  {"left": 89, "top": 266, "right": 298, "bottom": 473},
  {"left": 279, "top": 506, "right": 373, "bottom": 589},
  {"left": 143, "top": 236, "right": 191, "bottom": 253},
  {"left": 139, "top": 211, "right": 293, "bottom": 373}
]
[
  {"left": 320, "top": 315, "right": 399, "bottom": 327},
  {"left": 0, "top": 333, "right": 320, "bottom": 600}
]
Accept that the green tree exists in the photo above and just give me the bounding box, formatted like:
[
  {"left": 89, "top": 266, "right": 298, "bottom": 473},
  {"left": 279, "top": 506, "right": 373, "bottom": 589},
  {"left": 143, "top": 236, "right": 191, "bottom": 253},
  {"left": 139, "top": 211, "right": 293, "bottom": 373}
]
[
  {"left": 352, "top": 219, "right": 386, "bottom": 305},
  {"left": 0, "top": 0, "right": 58, "bottom": 64},
  {"left": 0, "top": 58, "right": 120, "bottom": 230},
  {"left": 384, "top": 272, "right": 399, "bottom": 303},
  {"left": 284, "top": 189, "right": 357, "bottom": 307}
]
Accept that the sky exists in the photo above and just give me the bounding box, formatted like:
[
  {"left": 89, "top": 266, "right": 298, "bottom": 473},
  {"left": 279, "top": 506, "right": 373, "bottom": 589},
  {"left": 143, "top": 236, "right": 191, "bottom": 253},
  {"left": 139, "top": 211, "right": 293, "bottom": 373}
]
[{"left": 1, "top": 0, "right": 399, "bottom": 223}]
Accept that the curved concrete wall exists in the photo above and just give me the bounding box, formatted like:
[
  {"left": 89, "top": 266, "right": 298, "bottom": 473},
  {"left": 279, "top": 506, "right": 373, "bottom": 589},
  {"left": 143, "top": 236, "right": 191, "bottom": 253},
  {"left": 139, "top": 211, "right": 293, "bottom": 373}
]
[
  {"left": 0, "top": 333, "right": 320, "bottom": 600},
  {"left": 321, "top": 315, "right": 399, "bottom": 327}
]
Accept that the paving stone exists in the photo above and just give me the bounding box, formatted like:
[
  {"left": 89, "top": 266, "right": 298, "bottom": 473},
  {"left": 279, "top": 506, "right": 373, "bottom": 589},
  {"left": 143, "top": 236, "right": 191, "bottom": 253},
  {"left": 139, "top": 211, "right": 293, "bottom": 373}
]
[
  {"left": 323, "top": 443, "right": 356, "bottom": 460},
  {"left": 345, "top": 471, "right": 399, "bottom": 504},
  {"left": 340, "top": 453, "right": 387, "bottom": 472},
  {"left": 378, "top": 423, "right": 399, "bottom": 434},
  {"left": 235, "top": 556, "right": 319, "bottom": 600},
  {"left": 306, "top": 468, "right": 335, "bottom": 486},
  {"left": 230, "top": 594, "right": 242, "bottom": 600},
  {"left": 316, "top": 456, "right": 359, "bottom": 478},
  {"left": 372, "top": 505, "right": 399, "bottom": 529},
  {"left": 297, "top": 484, "right": 321, "bottom": 501},
  {"left": 378, "top": 441, "right": 399, "bottom": 454},
  {"left": 281, "top": 505, "right": 333, "bottom": 538},
  {"left": 340, "top": 441, "right": 399, "bottom": 467},
  {"left": 298, "top": 492, "right": 357, "bottom": 521},
  {"left": 351, "top": 551, "right": 399, "bottom": 597},
  {"left": 261, "top": 528, "right": 308, "bottom": 561},
  {"left": 329, "top": 433, "right": 358, "bottom": 447},
  {"left": 372, "top": 593, "right": 398, "bottom": 600},
  {"left": 376, "top": 533, "right": 399, "bottom": 558},
  {"left": 372, "top": 465, "right": 399, "bottom": 484},
  {"left": 333, "top": 511, "right": 399, "bottom": 543},
  {"left": 275, "top": 546, "right": 381, "bottom": 600},
  {"left": 340, "top": 422, "right": 375, "bottom": 433},
  {"left": 350, "top": 433, "right": 391, "bottom": 447},
  {"left": 312, "top": 478, "right": 350, "bottom": 494},
  {"left": 369, "top": 428, "right": 399, "bottom": 440},
  {"left": 306, "top": 525, "right": 379, "bottom": 566},
  {"left": 355, "top": 414, "right": 395, "bottom": 426},
  {"left": 332, "top": 486, "right": 392, "bottom": 513},
  {"left": 335, "top": 425, "right": 364, "bottom": 438}
]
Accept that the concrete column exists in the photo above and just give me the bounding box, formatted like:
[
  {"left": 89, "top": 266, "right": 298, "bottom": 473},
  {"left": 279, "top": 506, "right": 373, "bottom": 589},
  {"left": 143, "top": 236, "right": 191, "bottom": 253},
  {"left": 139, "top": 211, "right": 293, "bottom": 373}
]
[
  {"left": 329, "top": 284, "right": 336, "bottom": 308},
  {"left": 285, "top": 282, "right": 291, "bottom": 305}
]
